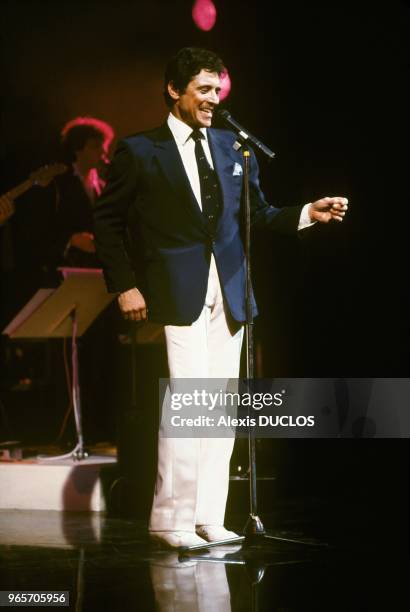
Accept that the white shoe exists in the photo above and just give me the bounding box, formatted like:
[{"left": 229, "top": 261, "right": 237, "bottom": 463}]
[
  {"left": 195, "top": 525, "right": 241, "bottom": 542},
  {"left": 150, "top": 530, "right": 208, "bottom": 549}
]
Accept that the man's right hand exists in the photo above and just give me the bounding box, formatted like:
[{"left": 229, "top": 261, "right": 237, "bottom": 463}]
[{"left": 117, "top": 287, "right": 148, "bottom": 321}]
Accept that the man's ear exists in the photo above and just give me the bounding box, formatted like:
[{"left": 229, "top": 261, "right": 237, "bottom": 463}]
[{"left": 167, "top": 81, "right": 180, "bottom": 102}]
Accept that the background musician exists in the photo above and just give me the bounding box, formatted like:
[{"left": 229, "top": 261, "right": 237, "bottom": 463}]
[{"left": 54, "top": 116, "right": 115, "bottom": 268}]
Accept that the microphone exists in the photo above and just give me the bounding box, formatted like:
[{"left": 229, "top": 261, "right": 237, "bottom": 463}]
[{"left": 216, "top": 109, "right": 276, "bottom": 160}]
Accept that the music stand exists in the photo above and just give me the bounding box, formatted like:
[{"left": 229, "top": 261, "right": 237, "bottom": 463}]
[{"left": 2, "top": 268, "right": 116, "bottom": 461}]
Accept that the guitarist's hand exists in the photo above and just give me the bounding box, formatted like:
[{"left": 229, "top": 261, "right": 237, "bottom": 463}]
[
  {"left": 69, "top": 232, "right": 96, "bottom": 253},
  {"left": 0, "top": 195, "right": 15, "bottom": 225}
]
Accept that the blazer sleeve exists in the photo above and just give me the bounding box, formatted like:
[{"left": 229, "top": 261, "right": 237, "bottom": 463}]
[
  {"left": 93, "top": 140, "right": 139, "bottom": 293},
  {"left": 248, "top": 148, "right": 303, "bottom": 234}
]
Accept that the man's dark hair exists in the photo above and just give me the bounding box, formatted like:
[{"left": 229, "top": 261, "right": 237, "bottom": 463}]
[
  {"left": 163, "top": 47, "right": 225, "bottom": 108},
  {"left": 60, "top": 117, "right": 114, "bottom": 163}
]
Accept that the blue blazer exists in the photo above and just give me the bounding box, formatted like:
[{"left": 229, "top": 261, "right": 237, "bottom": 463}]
[{"left": 93, "top": 123, "right": 302, "bottom": 325}]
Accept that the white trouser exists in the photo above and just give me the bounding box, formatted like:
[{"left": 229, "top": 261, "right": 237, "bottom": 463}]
[{"left": 149, "top": 256, "right": 244, "bottom": 531}]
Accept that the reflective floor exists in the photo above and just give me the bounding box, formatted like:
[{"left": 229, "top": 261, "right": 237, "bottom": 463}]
[{"left": 0, "top": 496, "right": 407, "bottom": 611}]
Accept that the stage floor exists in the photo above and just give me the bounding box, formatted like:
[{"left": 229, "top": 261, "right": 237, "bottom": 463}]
[{"left": 0, "top": 497, "right": 406, "bottom": 611}]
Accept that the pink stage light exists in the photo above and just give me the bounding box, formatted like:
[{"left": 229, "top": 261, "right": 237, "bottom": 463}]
[
  {"left": 219, "top": 70, "right": 231, "bottom": 101},
  {"left": 192, "top": 0, "right": 217, "bottom": 32}
]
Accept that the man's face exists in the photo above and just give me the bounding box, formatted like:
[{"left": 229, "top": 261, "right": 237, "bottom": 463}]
[
  {"left": 169, "top": 69, "right": 221, "bottom": 129},
  {"left": 76, "top": 138, "right": 106, "bottom": 169}
]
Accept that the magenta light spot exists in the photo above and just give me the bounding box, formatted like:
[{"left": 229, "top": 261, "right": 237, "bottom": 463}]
[
  {"left": 219, "top": 70, "right": 231, "bottom": 101},
  {"left": 192, "top": 0, "right": 217, "bottom": 32}
]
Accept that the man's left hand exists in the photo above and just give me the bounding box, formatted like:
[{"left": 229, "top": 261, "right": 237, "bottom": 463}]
[
  {"left": 0, "top": 195, "right": 15, "bottom": 225},
  {"left": 309, "top": 197, "right": 349, "bottom": 223}
]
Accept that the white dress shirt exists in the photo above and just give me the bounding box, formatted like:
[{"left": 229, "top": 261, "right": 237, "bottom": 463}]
[
  {"left": 167, "top": 113, "right": 213, "bottom": 211},
  {"left": 167, "top": 112, "right": 314, "bottom": 228}
]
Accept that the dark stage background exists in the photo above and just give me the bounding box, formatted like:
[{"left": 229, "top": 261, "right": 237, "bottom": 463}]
[{"left": 0, "top": 0, "right": 408, "bottom": 544}]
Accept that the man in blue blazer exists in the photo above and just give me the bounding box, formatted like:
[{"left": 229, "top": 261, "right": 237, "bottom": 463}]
[{"left": 93, "top": 47, "right": 348, "bottom": 549}]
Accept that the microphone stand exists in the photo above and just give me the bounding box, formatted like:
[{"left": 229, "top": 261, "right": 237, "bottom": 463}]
[{"left": 181, "top": 131, "right": 323, "bottom": 556}]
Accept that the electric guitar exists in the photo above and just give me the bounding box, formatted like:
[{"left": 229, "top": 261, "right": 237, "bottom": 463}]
[{"left": 0, "top": 163, "right": 67, "bottom": 224}]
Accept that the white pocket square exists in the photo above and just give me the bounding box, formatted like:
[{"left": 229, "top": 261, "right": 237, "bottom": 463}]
[{"left": 232, "top": 162, "right": 243, "bottom": 176}]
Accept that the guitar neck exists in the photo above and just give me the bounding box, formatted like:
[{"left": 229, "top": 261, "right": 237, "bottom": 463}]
[{"left": 6, "top": 179, "right": 34, "bottom": 201}]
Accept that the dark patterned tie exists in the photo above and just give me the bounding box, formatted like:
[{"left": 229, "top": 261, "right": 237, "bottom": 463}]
[{"left": 191, "top": 129, "right": 221, "bottom": 235}]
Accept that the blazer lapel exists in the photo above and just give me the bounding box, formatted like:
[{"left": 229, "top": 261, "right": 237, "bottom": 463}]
[
  {"left": 153, "top": 124, "right": 205, "bottom": 228},
  {"left": 207, "top": 128, "right": 240, "bottom": 229}
]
